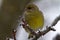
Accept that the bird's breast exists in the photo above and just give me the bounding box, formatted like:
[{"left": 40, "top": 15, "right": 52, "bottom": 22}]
[{"left": 25, "top": 15, "right": 44, "bottom": 31}]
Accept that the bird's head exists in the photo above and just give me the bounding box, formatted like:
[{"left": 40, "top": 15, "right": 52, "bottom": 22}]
[{"left": 24, "top": 3, "right": 39, "bottom": 13}]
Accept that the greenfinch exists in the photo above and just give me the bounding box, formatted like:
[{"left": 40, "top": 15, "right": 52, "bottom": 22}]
[
  {"left": 24, "top": 3, "right": 44, "bottom": 31},
  {"left": 0, "top": 0, "right": 30, "bottom": 40},
  {"left": 24, "top": 3, "right": 44, "bottom": 38}
]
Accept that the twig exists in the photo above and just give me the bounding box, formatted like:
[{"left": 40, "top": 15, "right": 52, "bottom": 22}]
[
  {"left": 22, "top": 23, "right": 56, "bottom": 40},
  {"left": 22, "top": 19, "right": 57, "bottom": 40},
  {"left": 32, "top": 26, "right": 56, "bottom": 40},
  {"left": 12, "top": 29, "right": 16, "bottom": 40},
  {"left": 51, "top": 15, "right": 60, "bottom": 26},
  {"left": 31, "top": 15, "right": 60, "bottom": 40}
]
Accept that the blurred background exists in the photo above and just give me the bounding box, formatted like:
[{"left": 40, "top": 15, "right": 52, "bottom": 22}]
[{"left": 0, "top": 0, "right": 60, "bottom": 40}]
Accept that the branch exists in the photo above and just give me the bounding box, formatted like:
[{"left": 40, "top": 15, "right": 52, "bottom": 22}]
[
  {"left": 12, "top": 29, "right": 17, "bottom": 40},
  {"left": 16, "top": 15, "right": 60, "bottom": 40},
  {"left": 32, "top": 26, "right": 56, "bottom": 40},
  {"left": 32, "top": 15, "right": 60, "bottom": 40},
  {"left": 22, "top": 24, "right": 56, "bottom": 40},
  {"left": 51, "top": 15, "right": 60, "bottom": 26}
]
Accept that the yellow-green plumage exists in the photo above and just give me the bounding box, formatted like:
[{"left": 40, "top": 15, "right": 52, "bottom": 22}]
[{"left": 24, "top": 3, "right": 44, "bottom": 31}]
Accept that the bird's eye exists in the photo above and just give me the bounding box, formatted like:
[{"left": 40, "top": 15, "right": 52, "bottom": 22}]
[{"left": 27, "top": 7, "right": 32, "bottom": 10}]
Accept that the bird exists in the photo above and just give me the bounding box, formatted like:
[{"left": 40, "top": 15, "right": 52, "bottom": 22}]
[
  {"left": 0, "top": 0, "right": 30, "bottom": 40},
  {"left": 23, "top": 3, "right": 44, "bottom": 38}
]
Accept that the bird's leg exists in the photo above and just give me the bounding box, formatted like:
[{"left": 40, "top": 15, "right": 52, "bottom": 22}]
[{"left": 12, "top": 29, "right": 16, "bottom": 40}]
